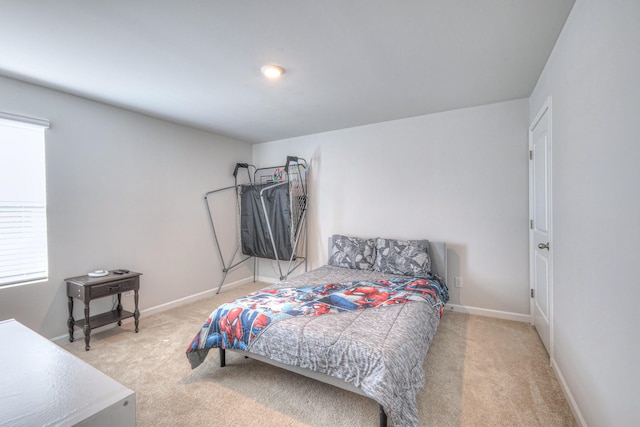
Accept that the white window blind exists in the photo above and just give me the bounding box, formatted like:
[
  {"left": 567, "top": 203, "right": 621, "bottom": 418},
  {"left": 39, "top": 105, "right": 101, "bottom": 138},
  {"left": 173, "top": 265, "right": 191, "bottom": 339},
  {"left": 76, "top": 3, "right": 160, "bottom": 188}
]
[{"left": 0, "top": 113, "right": 49, "bottom": 287}]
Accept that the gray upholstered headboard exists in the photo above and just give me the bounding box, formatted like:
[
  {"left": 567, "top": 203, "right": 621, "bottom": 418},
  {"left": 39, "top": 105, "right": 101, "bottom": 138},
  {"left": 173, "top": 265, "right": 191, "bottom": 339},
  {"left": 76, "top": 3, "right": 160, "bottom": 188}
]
[{"left": 327, "top": 236, "right": 448, "bottom": 280}]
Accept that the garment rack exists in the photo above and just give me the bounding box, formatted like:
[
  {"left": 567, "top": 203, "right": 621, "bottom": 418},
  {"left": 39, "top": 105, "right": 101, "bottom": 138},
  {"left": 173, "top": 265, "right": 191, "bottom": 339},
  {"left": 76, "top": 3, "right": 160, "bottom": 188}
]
[{"left": 204, "top": 156, "right": 309, "bottom": 294}]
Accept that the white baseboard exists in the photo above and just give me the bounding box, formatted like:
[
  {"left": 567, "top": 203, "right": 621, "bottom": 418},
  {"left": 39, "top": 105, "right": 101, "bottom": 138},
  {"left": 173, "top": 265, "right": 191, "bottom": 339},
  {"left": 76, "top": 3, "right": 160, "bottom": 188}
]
[
  {"left": 137, "top": 276, "right": 254, "bottom": 318},
  {"left": 255, "top": 275, "right": 279, "bottom": 284},
  {"left": 51, "top": 277, "right": 585, "bottom": 427},
  {"left": 445, "top": 303, "right": 586, "bottom": 426},
  {"left": 551, "top": 357, "right": 588, "bottom": 427},
  {"left": 444, "top": 303, "right": 531, "bottom": 323},
  {"left": 52, "top": 281, "right": 528, "bottom": 341},
  {"left": 51, "top": 276, "right": 255, "bottom": 345}
]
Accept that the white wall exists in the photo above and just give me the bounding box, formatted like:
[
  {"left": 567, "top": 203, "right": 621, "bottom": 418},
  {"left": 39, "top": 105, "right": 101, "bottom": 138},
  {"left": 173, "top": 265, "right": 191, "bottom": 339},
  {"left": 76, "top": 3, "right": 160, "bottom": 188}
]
[
  {"left": 529, "top": 1, "right": 640, "bottom": 425},
  {"left": 254, "top": 99, "right": 530, "bottom": 317},
  {"left": 0, "top": 76, "right": 252, "bottom": 339}
]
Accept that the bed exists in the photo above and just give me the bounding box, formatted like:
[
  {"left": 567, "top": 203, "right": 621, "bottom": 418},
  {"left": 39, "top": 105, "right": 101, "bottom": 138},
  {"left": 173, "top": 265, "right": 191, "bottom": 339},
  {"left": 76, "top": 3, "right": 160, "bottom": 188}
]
[{"left": 187, "top": 235, "right": 449, "bottom": 426}]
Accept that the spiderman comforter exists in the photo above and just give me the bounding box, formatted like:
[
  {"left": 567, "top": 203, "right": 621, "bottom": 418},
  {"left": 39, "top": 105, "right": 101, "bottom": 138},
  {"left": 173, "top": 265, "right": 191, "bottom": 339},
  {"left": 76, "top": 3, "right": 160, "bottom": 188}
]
[{"left": 186, "top": 265, "right": 449, "bottom": 427}]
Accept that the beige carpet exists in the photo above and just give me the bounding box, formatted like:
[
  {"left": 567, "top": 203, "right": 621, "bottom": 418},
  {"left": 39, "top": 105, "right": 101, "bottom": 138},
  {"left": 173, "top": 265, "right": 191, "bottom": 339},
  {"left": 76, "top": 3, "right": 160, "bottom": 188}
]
[{"left": 62, "top": 281, "right": 577, "bottom": 426}]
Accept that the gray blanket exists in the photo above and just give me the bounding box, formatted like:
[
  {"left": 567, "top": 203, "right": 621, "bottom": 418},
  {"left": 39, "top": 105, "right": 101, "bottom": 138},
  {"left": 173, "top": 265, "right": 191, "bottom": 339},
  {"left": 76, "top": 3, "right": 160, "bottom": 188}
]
[{"left": 247, "top": 265, "right": 442, "bottom": 427}]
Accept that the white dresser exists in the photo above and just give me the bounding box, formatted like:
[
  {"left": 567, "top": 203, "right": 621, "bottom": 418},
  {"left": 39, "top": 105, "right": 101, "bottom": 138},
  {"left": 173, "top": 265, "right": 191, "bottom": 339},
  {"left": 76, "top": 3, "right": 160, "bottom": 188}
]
[{"left": 0, "top": 319, "right": 135, "bottom": 427}]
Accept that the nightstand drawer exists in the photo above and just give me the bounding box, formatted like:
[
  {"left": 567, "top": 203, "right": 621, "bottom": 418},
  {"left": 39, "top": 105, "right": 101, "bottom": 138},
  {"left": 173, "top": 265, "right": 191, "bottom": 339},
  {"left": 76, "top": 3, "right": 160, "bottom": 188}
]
[{"left": 90, "top": 278, "right": 138, "bottom": 298}]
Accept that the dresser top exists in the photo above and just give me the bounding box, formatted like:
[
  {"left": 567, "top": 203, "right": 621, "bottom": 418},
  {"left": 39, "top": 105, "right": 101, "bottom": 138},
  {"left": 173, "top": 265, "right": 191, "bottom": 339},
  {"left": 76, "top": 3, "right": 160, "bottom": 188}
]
[{"left": 0, "top": 319, "right": 134, "bottom": 425}]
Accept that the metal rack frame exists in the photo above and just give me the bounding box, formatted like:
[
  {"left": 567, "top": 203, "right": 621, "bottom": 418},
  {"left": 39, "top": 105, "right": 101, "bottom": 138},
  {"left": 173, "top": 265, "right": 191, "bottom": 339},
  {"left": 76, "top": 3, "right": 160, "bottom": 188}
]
[{"left": 204, "top": 156, "right": 308, "bottom": 294}]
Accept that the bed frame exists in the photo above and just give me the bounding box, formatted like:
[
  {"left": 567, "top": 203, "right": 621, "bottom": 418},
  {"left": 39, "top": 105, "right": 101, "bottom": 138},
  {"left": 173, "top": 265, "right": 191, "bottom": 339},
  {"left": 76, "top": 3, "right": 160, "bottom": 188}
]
[{"left": 220, "top": 239, "right": 447, "bottom": 427}]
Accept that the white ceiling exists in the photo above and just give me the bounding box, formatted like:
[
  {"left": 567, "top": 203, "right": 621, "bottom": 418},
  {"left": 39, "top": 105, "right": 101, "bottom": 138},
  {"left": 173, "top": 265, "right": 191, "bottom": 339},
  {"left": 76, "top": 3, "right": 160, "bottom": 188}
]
[{"left": 1, "top": 1, "right": 575, "bottom": 144}]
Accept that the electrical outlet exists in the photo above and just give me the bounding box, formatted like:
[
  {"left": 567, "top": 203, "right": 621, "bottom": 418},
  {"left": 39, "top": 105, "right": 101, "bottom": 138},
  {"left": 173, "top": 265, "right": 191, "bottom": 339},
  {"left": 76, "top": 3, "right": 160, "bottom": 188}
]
[
  {"left": 454, "top": 276, "right": 463, "bottom": 288},
  {"left": 123, "top": 290, "right": 134, "bottom": 296}
]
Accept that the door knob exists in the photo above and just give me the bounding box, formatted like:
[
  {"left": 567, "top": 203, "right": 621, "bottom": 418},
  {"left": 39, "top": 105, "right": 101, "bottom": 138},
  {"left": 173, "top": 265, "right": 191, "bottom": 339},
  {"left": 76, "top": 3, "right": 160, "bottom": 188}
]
[{"left": 538, "top": 242, "right": 549, "bottom": 250}]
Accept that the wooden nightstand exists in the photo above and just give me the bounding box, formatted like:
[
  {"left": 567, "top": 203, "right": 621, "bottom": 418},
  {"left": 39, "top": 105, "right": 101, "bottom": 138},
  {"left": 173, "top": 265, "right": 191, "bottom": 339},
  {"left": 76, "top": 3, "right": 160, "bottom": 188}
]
[{"left": 66, "top": 271, "right": 141, "bottom": 350}]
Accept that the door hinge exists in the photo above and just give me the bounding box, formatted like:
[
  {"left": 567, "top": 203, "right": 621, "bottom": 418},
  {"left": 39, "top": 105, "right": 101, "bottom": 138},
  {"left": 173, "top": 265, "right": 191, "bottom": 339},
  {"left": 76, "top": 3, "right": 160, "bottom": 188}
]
[
  {"left": 529, "top": 150, "right": 533, "bottom": 160},
  {"left": 530, "top": 219, "right": 534, "bottom": 229},
  {"left": 530, "top": 289, "right": 535, "bottom": 298}
]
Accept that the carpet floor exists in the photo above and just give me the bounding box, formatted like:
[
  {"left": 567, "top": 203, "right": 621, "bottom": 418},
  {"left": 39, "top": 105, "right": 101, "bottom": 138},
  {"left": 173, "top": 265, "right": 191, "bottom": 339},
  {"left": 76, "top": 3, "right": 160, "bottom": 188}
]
[{"left": 62, "top": 281, "right": 577, "bottom": 426}]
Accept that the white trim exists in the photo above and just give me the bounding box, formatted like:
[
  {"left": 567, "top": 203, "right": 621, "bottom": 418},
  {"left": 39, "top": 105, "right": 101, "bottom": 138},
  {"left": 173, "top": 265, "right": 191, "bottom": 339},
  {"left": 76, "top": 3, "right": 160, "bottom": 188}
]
[
  {"left": 444, "top": 303, "right": 530, "bottom": 323},
  {"left": 51, "top": 277, "right": 529, "bottom": 343},
  {"left": 530, "top": 97, "right": 551, "bottom": 130},
  {"left": 551, "top": 358, "right": 588, "bottom": 427},
  {"left": 50, "top": 275, "right": 256, "bottom": 344},
  {"left": 528, "top": 96, "right": 554, "bottom": 357},
  {"left": 132, "top": 276, "right": 255, "bottom": 318},
  {"left": 255, "top": 275, "right": 279, "bottom": 284},
  {"left": 0, "top": 112, "right": 50, "bottom": 129}
]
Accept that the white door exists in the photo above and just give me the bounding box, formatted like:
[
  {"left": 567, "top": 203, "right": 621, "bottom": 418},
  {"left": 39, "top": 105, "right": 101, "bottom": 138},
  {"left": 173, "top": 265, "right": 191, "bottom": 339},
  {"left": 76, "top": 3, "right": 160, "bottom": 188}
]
[{"left": 529, "top": 99, "right": 552, "bottom": 356}]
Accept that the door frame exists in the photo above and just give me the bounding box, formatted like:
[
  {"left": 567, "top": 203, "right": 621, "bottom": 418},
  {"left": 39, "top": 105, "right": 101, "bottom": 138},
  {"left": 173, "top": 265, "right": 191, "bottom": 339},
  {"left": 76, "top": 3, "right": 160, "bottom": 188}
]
[{"left": 529, "top": 96, "right": 554, "bottom": 359}]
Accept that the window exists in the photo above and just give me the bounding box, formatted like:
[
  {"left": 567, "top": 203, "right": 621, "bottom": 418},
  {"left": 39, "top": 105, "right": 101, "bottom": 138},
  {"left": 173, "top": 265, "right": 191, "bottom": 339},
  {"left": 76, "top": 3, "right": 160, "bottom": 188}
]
[{"left": 0, "top": 112, "right": 49, "bottom": 287}]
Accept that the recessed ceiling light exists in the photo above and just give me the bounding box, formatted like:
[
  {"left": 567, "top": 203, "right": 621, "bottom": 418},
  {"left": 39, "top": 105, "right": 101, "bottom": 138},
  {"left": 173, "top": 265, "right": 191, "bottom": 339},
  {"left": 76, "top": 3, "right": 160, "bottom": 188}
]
[{"left": 261, "top": 64, "right": 285, "bottom": 79}]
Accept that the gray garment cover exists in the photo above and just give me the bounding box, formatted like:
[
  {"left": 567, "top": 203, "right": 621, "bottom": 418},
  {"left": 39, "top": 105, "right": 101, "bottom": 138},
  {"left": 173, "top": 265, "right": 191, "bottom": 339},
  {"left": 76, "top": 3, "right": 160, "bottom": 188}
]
[{"left": 240, "top": 183, "right": 293, "bottom": 260}]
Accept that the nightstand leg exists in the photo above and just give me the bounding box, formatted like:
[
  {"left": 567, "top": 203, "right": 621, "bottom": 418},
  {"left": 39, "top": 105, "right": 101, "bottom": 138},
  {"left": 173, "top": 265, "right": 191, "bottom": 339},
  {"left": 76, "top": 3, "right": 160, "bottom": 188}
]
[
  {"left": 83, "top": 302, "right": 91, "bottom": 351},
  {"left": 67, "top": 297, "right": 75, "bottom": 342},
  {"left": 134, "top": 290, "right": 140, "bottom": 333},
  {"left": 117, "top": 293, "right": 123, "bottom": 326}
]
